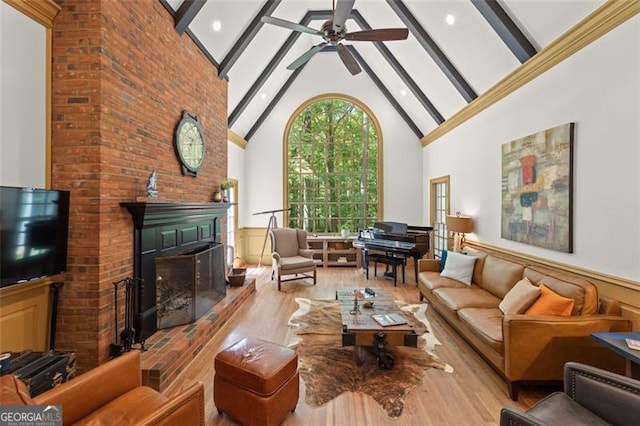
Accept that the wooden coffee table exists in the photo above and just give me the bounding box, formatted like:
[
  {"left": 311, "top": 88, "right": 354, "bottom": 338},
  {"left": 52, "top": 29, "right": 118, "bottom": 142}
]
[{"left": 336, "top": 287, "right": 418, "bottom": 369}]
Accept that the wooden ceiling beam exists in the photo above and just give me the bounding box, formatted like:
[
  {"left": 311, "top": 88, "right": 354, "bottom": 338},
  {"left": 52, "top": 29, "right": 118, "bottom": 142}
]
[
  {"left": 345, "top": 46, "right": 423, "bottom": 139},
  {"left": 218, "top": 0, "right": 282, "bottom": 79},
  {"left": 351, "top": 10, "right": 443, "bottom": 124},
  {"left": 386, "top": 0, "right": 477, "bottom": 103},
  {"left": 160, "top": 0, "right": 220, "bottom": 69},
  {"left": 175, "top": 0, "right": 207, "bottom": 35},
  {"left": 244, "top": 63, "right": 308, "bottom": 141},
  {"left": 244, "top": 43, "right": 426, "bottom": 141},
  {"left": 228, "top": 10, "right": 332, "bottom": 127},
  {"left": 232, "top": 8, "right": 432, "bottom": 137},
  {"left": 471, "top": 0, "right": 537, "bottom": 64}
]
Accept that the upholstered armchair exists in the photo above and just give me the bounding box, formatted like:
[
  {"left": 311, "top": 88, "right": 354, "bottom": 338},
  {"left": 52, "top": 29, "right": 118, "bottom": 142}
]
[
  {"left": 0, "top": 351, "right": 204, "bottom": 425},
  {"left": 500, "top": 362, "right": 640, "bottom": 426},
  {"left": 270, "top": 228, "right": 317, "bottom": 291}
]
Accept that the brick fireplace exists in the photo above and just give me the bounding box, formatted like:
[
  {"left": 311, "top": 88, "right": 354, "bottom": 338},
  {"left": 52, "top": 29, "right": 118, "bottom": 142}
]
[{"left": 50, "top": 0, "right": 229, "bottom": 372}]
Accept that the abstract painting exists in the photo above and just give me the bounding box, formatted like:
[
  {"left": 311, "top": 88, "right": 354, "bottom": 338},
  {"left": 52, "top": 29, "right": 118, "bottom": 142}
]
[{"left": 501, "top": 123, "right": 574, "bottom": 252}]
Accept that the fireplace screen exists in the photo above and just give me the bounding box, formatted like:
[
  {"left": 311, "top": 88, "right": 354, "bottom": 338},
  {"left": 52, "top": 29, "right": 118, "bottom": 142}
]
[{"left": 155, "top": 243, "right": 226, "bottom": 329}]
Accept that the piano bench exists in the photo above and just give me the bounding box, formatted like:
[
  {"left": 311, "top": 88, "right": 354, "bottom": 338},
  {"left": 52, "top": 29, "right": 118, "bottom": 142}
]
[{"left": 365, "top": 253, "right": 405, "bottom": 286}]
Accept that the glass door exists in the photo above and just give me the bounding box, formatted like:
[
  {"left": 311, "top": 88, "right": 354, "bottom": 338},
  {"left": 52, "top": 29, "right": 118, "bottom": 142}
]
[{"left": 430, "top": 176, "right": 450, "bottom": 259}]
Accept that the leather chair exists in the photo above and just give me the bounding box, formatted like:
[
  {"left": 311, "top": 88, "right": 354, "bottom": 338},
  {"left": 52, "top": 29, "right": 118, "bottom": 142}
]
[
  {"left": 0, "top": 351, "right": 204, "bottom": 426},
  {"left": 500, "top": 362, "right": 640, "bottom": 426},
  {"left": 270, "top": 228, "right": 316, "bottom": 291}
]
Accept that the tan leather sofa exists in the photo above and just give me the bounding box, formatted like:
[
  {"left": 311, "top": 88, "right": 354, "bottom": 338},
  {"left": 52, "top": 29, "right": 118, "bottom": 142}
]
[
  {"left": 417, "top": 246, "right": 631, "bottom": 400},
  {"left": 0, "top": 351, "right": 204, "bottom": 425}
]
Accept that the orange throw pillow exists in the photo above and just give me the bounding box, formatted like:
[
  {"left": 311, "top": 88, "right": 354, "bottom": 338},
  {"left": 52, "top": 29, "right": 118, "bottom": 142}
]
[{"left": 524, "top": 284, "right": 574, "bottom": 316}]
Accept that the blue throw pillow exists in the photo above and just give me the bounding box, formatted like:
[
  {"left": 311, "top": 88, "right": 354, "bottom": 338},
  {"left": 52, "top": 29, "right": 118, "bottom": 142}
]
[{"left": 439, "top": 250, "right": 448, "bottom": 272}]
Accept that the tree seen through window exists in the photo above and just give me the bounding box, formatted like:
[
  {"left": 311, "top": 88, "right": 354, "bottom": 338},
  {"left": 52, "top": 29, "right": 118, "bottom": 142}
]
[{"left": 286, "top": 96, "right": 380, "bottom": 234}]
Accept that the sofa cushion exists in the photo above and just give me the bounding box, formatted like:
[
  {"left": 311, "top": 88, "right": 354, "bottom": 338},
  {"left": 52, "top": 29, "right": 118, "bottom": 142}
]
[
  {"left": 75, "top": 386, "right": 169, "bottom": 426},
  {"left": 464, "top": 247, "right": 489, "bottom": 287},
  {"left": 440, "top": 252, "right": 477, "bottom": 285},
  {"left": 279, "top": 255, "right": 315, "bottom": 272},
  {"left": 458, "top": 308, "right": 504, "bottom": 354},
  {"left": 499, "top": 277, "right": 541, "bottom": 315},
  {"left": 433, "top": 287, "right": 502, "bottom": 312},
  {"left": 525, "top": 285, "right": 575, "bottom": 316},
  {"left": 418, "top": 271, "right": 467, "bottom": 291},
  {"left": 524, "top": 266, "right": 597, "bottom": 315},
  {"left": 481, "top": 256, "right": 525, "bottom": 299}
]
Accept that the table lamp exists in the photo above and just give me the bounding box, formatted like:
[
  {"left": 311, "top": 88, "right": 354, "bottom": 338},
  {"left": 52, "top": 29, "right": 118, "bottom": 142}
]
[{"left": 446, "top": 212, "right": 473, "bottom": 252}]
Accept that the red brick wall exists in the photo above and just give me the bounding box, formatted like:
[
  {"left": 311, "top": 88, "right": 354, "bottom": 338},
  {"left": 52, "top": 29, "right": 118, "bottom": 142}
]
[{"left": 51, "top": 0, "right": 228, "bottom": 372}]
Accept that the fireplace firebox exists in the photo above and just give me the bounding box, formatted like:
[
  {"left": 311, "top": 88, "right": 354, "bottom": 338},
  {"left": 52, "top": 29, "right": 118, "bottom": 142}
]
[
  {"left": 121, "top": 201, "right": 232, "bottom": 346},
  {"left": 156, "top": 243, "right": 226, "bottom": 329}
]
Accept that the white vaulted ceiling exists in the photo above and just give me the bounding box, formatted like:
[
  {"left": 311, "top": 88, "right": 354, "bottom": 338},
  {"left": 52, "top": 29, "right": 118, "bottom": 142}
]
[{"left": 163, "top": 0, "right": 604, "bottom": 142}]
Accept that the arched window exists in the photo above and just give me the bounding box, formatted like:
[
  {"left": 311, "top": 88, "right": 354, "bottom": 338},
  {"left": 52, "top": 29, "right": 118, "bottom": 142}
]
[{"left": 284, "top": 94, "right": 382, "bottom": 234}]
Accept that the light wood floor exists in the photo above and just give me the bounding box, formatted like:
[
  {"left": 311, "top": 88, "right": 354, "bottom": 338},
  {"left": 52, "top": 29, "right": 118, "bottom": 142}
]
[{"left": 166, "top": 264, "right": 552, "bottom": 425}]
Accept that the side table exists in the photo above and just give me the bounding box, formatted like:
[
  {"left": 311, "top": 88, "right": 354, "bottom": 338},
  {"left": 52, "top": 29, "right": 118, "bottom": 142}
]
[{"left": 591, "top": 331, "right": 640, "bottom": 377}]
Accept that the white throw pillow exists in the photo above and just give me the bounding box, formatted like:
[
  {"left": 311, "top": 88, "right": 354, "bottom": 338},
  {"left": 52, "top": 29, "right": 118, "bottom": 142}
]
[
  {"left": 499, "top": 277, "right": 541, "bottom": 315},
  {"left": 440, "top": 252, "right": 477, "bottom": 285}
]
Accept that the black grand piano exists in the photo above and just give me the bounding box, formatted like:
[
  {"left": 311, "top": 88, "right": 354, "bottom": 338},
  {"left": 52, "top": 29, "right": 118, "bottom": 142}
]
[{"left": 354, "top": 221, "right": 433, "bottom": 283}]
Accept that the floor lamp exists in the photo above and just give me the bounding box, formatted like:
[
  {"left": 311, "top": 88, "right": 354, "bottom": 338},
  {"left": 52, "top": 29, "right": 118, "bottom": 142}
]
[{"left": 446, "top": 212, "right": 473, "bottom": 253}]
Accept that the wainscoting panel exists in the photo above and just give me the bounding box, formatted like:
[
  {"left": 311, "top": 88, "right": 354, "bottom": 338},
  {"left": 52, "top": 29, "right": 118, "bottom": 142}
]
[
  {"left": 0, "top": 278, "right": 52, "bottom": 351},
  {"left": 242, "top": 227, "right": 273, "bottom": 265}
]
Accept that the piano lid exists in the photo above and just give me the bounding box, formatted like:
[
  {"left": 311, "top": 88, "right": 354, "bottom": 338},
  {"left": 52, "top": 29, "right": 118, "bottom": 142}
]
[{"left": 373, "top": 221, "right": 407, "bottom": 234}]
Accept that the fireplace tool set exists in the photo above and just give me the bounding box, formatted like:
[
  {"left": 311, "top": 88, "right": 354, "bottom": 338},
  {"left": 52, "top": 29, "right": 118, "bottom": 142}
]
[{"left": 109, "top": 277, "right": 143, "bottom": 357}]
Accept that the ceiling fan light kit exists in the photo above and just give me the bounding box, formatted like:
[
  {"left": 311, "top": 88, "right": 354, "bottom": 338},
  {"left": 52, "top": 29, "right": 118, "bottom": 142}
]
[{"left": 261, "top": 0, "right": 408, "bottom": 76}]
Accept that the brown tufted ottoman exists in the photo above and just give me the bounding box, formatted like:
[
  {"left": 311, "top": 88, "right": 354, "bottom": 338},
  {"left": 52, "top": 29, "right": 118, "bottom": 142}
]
[{"left": 214, "top": 336, "right": 299, "bottom": 426}]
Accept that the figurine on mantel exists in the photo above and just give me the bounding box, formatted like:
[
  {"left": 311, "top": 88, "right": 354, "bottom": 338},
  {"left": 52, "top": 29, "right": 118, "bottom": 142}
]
[{"left": 146, "top": 170, "right": 158, "bottom": 198}]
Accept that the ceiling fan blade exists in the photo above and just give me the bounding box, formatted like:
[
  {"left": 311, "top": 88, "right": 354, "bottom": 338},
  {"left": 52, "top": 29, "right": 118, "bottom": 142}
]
[
  {"left": 336, "top": 43, "right": 361, "bottom": 75},
  {"left": 345, "top": 28, "right": 409, "bottom": 42},
  {"left": 332, "top": 0, "right": 355, "bottom": 33},
  {"left": 261, "top": 16, "right": 322, "bottom": 36},
  {"left": 287, "top": 42, "right": 327, "bottom": 70}
]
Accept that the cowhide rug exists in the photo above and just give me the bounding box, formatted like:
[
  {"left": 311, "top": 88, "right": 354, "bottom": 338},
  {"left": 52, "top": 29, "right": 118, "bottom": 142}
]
[{"left": 287, "top": 298, "right": 453, "bottom": 418}]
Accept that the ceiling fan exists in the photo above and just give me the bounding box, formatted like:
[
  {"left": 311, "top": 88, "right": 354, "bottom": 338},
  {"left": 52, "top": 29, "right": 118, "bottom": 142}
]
[{"left": 261, "top": 0, "right": 409, "bottom": 75}]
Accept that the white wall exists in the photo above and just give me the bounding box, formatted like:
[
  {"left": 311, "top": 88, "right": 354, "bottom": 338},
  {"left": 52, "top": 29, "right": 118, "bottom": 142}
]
[
  {"left": 0, "top": 2, "right": 46, "bottom": 188},
  {"left": 423, "top": 17, "right": 640, "bottom": 282},
  {"left": 227, "top": 140, "right": 246, "bottom": 227},
  {"left": 243, "top": 53, "right": 424, "bottom": 228}
]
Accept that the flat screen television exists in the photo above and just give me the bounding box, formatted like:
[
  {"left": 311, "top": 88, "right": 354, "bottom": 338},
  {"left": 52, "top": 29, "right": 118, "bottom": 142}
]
[{"left": 1, "top": 186, "right": 70, "bottom": 288}]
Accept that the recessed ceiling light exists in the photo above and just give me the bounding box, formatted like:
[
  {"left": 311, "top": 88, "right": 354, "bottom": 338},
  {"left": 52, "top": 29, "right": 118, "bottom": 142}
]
[
  {"left": 212, "top": 20, "right": 222, "bottom": 32},
  {"left": 400, "top": 89, "right": 407, "bottom": 96},
  {"left": 446, "top": 14, "right": 455, "bottom": 26},
  {"left": 260, "top": 93, "right": 267, "bottom": 100}
]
